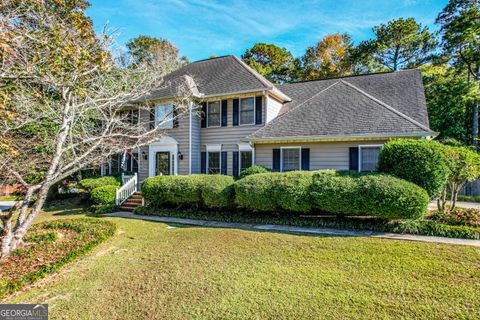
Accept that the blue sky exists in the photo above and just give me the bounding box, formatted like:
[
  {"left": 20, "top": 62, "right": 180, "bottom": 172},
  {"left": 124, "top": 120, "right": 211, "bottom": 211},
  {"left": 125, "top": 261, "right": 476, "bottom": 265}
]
[{"left": 87, "top": 0, "right": 448, "bottom": 61}]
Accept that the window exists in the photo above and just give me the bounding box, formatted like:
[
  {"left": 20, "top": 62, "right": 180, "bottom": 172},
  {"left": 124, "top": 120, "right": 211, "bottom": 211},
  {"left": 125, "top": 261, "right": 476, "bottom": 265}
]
[
  {"left": 207, "top": 101, "right": 221, "bottom": 127},
  {"left": 360, "top": 146, "right": 382, "bottom": 171},
  {"left": 155, "top": 104, "right": 174, "bottom": 129},
  {"left": 281, "top": 148, "right": 300, "bottom": 172},
  {"left": 208, "top": 152, "right": 220, "bottom": 174},
  {"left": 128, "top": 109, "right": 139, "bottom": 124},
  {"left": 240, "top": 151, "right": 253, "bottom": 171},
  {"left": 240, "top": 97, "right": 255, "bottom": 124}
]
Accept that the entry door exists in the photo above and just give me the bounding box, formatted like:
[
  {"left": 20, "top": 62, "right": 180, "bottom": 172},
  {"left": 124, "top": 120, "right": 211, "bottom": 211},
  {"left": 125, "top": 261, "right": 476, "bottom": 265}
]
[{"left": 156, "top": 151, "right": 171, "bottom": 176}]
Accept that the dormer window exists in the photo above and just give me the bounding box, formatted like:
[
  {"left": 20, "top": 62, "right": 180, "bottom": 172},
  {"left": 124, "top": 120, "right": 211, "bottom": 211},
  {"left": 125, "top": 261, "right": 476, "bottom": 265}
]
[
  {"left": 240, "top": 97, "right": 255, "bottom": 125},
  {"left": 155, "top": 104, "right": 174, "bottom": 129},
  {"left": 207, "top": 101, "right": 221, "bottom": 127}
]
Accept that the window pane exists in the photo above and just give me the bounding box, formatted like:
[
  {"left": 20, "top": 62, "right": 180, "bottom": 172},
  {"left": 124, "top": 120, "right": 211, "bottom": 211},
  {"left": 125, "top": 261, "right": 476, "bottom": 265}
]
[
  {"left": 156, "top": 104, "right": 173, "bottom": 129},
  {"left": 240, "top": 151, "right": 253, "bottom": 171},
  {"left": 282, "top": 149, "right": 300, "bottom": 172},
  {"left": 240, "top": 98, "right": 254, "bottom": 124},
  {"left": 208, "top": 101, "right": 221, "bottom": 127},
  {"left": 208, "top": 152, "right": 220, "bottom": 174},
  {"left": 361, "top": 147, "right": 381, "bottom": 171}
]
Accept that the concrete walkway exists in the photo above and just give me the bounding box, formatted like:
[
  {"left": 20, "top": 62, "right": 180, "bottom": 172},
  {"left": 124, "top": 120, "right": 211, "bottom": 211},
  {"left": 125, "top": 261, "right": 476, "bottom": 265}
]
[
  {"left": 428, "top": 201, "right": 480, "bottom": 210},
  {"left": 104, "top": 211, "right": 480, "bottom": 247}
]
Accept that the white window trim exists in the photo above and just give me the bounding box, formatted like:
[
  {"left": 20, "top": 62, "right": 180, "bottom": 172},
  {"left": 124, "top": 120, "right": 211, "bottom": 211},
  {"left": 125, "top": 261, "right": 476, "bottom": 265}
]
[
  {"left": 238, "top": 143, "right": 254, "bottom": 173},
  {"left": 239, "top": 96, "right": 256, "bottom": 126},
  {"left": 155, "top": 103, "right": 174, "bottom": 129},
  {"left": 358, "top": 144, "right": 383, "bottom": 172},
  {"left": 206, "top": 144, "right": 222, "bottom": 174},
  {"left": 280, "top": 146, "right": 302, "bottom": 172},
  {"left": 206, "top": 100, "right": 222, "bottom": 128}
]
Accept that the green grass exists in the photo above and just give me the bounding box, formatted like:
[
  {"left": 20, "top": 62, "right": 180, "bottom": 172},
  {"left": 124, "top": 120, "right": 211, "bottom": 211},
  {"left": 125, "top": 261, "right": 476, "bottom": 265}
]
[
  {"left": 0, "top": 196, "right": 21, "bottom": 201},
  {"left": 3, "top": 206, "right": 480, "bottom": 319},
  {"left": 135, "top": 207, "right": 480, "bottom": 239}
]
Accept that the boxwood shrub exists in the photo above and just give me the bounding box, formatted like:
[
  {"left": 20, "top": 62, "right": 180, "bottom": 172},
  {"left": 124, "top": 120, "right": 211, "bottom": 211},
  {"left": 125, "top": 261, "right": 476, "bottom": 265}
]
[
  {"left": 78, "top": 176, "right": 121, "bottom": 192},
  {"left": 201, "top": 175, "right": 235, "bottom": 209},
  {"left": 310, "top": 171, "right": 429, "bottom": 219},
  {"left": 234, "top": 171, "right": 314, "bottom": 213},
  {"left": 378, "top": 139, "right": 449, "bottom": 198},
  {"left": 239, "top": 165, "right": 271, "bottom": 179},
  {"left": 90, "top": 185, "right": 117, "bottom": 205},
  {"left": 142, "top": 174, "right": 234, "bottom": 210}
]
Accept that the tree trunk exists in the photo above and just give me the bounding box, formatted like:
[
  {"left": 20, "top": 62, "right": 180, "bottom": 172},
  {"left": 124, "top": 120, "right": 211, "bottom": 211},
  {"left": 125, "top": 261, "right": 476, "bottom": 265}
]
[{"left": 472, "top": 64, "right": 480, "bottom": 149}]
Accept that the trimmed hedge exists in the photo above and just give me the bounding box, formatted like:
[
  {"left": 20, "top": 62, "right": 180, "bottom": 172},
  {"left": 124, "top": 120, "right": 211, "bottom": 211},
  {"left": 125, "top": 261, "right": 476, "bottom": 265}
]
[
  {"left": 201, "top": 175, "right": 235, "bottom": 209},
  {"left": 239, "top": 165, "right": 271, "bottom": 179},
  {"left": 0, "top": 218, "right": 116, "bottom": 299},
  {"left": 310, "top": 171, "right": 429, "bottom": 219},
  {"left": 378, "top": 139, "right": 449, "bottom": 198},
  {"left": 142, "top": 174, "right": 234, "bottom": 210},
  {"left": 235, "top": 171, "right": 314, "bottom": 213},
  {"left": 78, "top": 176, "right": 121, "bottom": 192},
  {"left": 90, "top": 185, "right": 117, "bottom": 205},
  {"left": 143, "top": 170, "right": 429, "bottom": 219},
  {"left": 233, "top": 171, "right": 429, "bottom": 219}
]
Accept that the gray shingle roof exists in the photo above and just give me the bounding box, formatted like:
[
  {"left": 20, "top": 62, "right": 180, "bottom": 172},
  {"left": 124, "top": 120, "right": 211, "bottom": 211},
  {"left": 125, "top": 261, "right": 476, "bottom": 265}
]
[
  {"left": 149, "top": 55, "right": 276, "bottom": 100},
  {"left": 247, "top": 70, "right": 433, "bottom": 141}
]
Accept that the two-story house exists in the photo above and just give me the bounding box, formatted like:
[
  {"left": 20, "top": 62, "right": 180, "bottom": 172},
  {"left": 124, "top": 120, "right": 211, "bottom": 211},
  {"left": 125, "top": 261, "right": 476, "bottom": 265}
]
[{"left": 104, "top": 55, "right": 434, "bottom": 183}]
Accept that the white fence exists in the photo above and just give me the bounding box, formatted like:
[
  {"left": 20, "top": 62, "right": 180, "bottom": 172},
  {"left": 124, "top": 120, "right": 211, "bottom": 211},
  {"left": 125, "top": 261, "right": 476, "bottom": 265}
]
[{"left": 115, "top": 173, "right": 138, "bottom": 206}]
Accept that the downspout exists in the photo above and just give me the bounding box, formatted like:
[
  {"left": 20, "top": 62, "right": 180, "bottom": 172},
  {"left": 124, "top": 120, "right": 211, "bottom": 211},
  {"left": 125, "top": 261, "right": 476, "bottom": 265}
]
[{"left": 189, "top": 101, "right": 192, "bottom": 175}]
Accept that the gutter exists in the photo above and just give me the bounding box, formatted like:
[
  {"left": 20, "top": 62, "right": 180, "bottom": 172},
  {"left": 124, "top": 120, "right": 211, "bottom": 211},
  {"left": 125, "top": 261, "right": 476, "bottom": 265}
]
[{"left": 243, "top": 132, "right": 438, "bottom": 144}]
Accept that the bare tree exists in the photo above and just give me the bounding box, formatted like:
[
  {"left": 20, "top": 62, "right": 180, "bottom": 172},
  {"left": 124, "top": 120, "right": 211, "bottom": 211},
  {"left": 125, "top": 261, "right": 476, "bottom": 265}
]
[{"left": 0, "top": 1, "right": 196, "bottom": 258}]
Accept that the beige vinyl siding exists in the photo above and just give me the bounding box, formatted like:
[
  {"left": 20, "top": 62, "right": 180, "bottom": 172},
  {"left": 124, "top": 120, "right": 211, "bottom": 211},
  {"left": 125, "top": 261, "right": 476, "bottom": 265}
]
[
  {"left": 254, "top": 141, "right": 387, "bottom": 171},
  {"left": 200, "top": 95, "right": 265, "bottom": 145},
  {"left": 266, "top": 94, "right": 283, "bottom": 123}
]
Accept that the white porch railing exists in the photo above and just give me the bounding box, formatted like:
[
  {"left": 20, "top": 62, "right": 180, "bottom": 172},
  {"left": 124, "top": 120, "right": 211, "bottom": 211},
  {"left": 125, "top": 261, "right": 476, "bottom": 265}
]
[{"left": 115, "top": 173, "right": 138, "bottom": 206}]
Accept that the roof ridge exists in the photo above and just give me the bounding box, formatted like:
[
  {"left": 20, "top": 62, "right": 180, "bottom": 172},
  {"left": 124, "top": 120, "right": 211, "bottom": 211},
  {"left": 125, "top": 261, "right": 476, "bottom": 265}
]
[
  {"left": 247, "top": 81, "right": 340, "bottom": 138},
  {"left": 189, "top": 55, "right": 233, "bottom": 64},
  {"left": 339, "top": 79, "right": 432, "bottom": 132},
  {"left": 231, "top": 56, "right": 273, "bottom": 89},
  {"left": 279, "top": 69, "right": 420, "bottom": 86}
]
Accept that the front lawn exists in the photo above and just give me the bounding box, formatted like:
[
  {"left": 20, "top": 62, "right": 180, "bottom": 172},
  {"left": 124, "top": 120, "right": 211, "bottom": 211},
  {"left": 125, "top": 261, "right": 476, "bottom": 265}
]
[{"left": 3, "top": 208, "right": 480, "bottom": 319}]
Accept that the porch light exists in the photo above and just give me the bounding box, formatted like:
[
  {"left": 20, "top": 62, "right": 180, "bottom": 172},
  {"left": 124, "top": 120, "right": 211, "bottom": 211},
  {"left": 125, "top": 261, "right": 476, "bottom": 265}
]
[
  {"left": 178, "top": 151, "right": 184, "bottom": 160},
  {"left": 142, "top": 151, "right": 148, "bottom": 160}
]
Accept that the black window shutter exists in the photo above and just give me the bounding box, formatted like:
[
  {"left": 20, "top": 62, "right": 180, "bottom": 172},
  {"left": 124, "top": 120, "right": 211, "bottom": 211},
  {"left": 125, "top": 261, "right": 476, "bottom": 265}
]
[
  {"left": 149, "top": 106, "right": 155, "bottom": 129},
  {"left": 173, "top": 105, "right": 179, "bottom": 128},
  {"left": 255, "top": 96, "right": 262, "bottom": 125},
  {"left": 232, "top": 151, "right": 239, "bottom": 178},
  {"left": 221, "top": 100, "right": 228, "bottom": 127},
  {"left": 301, "top": 148, "right": 310, "bottom": 170},
  {"left": 272, "top": 149, "right": 281, "bottom": 172},
  {"left": 201, "top": 152, "right": 207, "bottom": 174},
  {"left": 221, "top": 151, "right": 228, "bottom": 175},
  {"left": 201, "top": 102, "right": 207, "bottom": 128},
  {"left": 349, "top": 147, "right": 359, "bottom": 171},
  {"left": 232, "top": 99, "right": 239, "bottom": 126}
]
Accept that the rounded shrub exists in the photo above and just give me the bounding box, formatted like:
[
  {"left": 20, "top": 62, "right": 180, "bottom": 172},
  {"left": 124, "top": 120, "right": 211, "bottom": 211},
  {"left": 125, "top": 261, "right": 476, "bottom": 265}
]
[
  {"left": 239, "top": 165, "right": 271, "bottom": 179},
  {"left": 141, "top": 175, "right": 204, "bottom": 208},
  {"left": 378, "top": 139, "right": 449, "bottom": 198},
  {"left": 310, "top": 171, "right": 429, "bottom": 219},
  {"left": 78, "top": 176, "right": 121, "bottom": 192},
  {"left": 356, "top": 175, "right": 430, "bottom": 219},
  {"left": 90, "top": 185, "right": 117, "bottom": 205},
  {"left": 310, "top": 171, "right": 361, "bottom": 216},
  {"left": 234, "top": 171, "right": 314, "bottom": 213},
  {"left": 200, "top": 175, "right": 235, "bottom": 209}
]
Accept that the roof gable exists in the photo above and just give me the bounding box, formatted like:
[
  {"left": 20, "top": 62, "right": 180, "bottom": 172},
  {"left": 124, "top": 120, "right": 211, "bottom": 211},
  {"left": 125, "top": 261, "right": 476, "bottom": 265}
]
[
  {"left": 248, "top": 77, "right": 432, "bottom": 141},
  {"left": 149, "top": 55, "right": 280, "bottom": 100}
]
